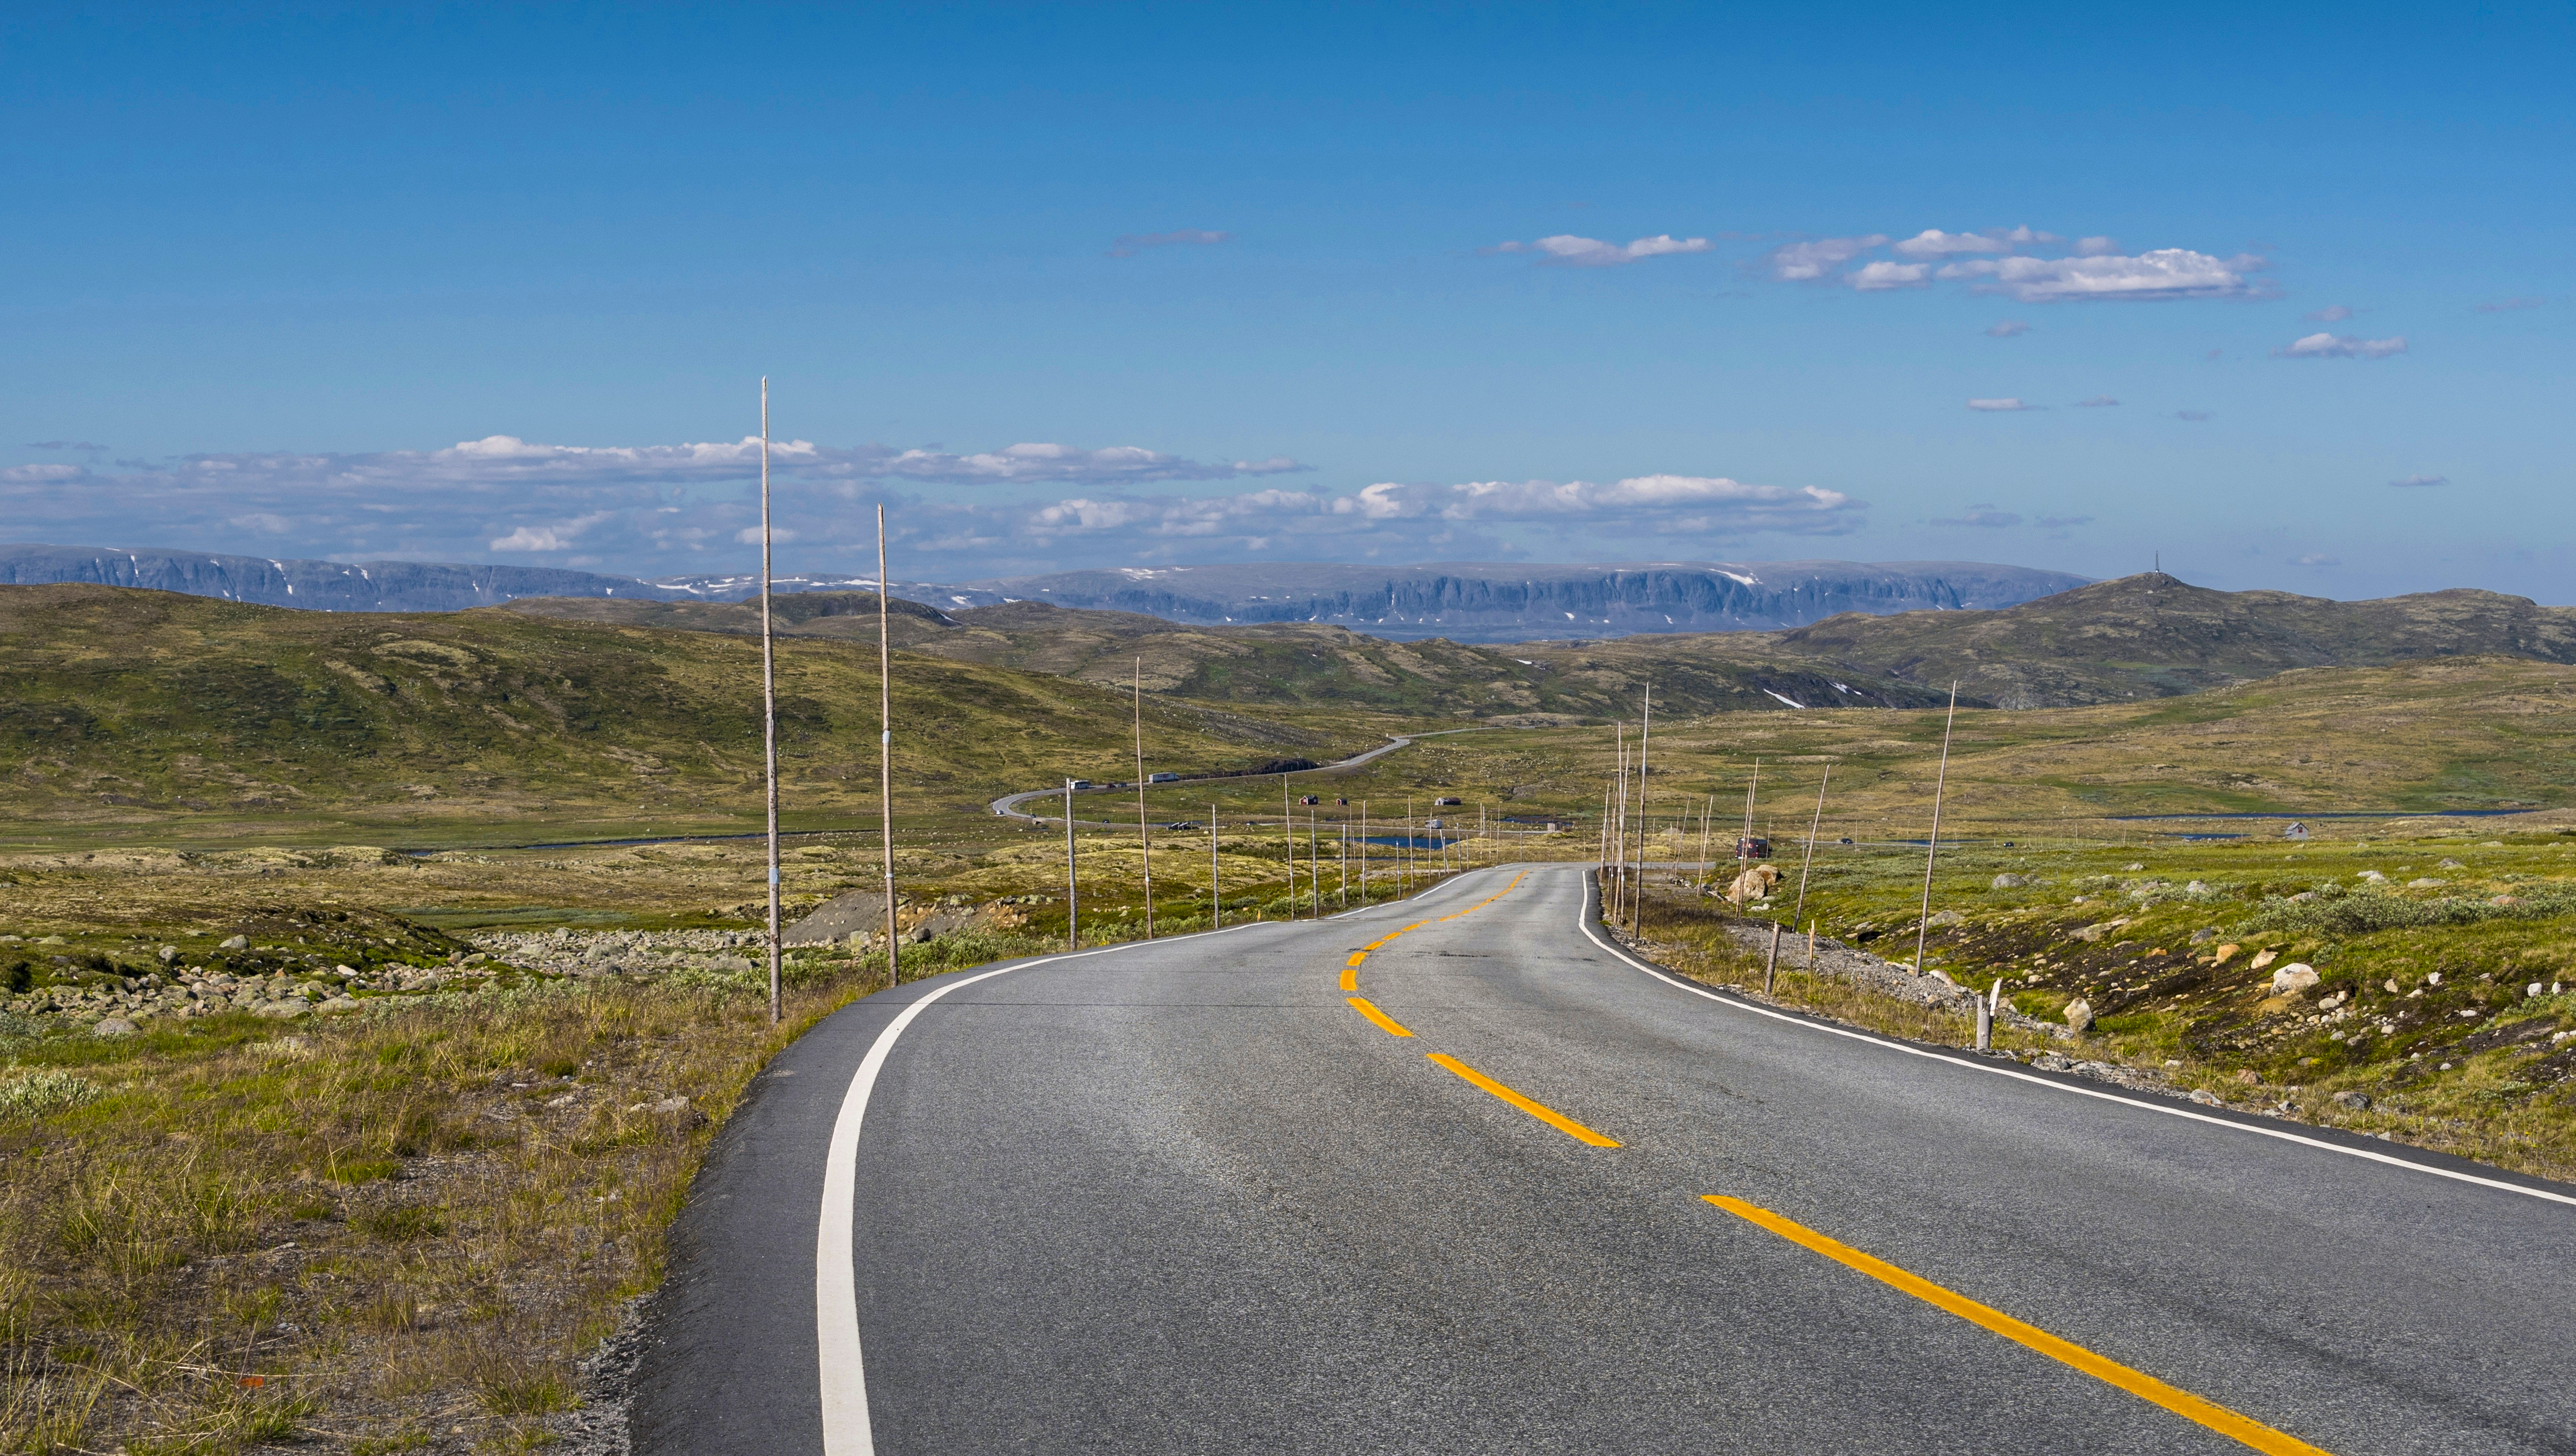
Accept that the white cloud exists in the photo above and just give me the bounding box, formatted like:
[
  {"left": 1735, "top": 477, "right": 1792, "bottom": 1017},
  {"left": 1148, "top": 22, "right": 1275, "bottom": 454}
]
[
  {"left": 1938, "top": 248, "right": 2268, "bottom": 302},
  {"left": 1107, "top": 229, "right": 1231, "bottom": 258},
  {"left": 2035, "top": 514, "right": 2093, "bottom": 529},
  {"left": 1492, "top": 233, "right": 1712, "bottom": 267},
  {"left": 869, "top": 442, "right": 1308, "bottom": 484},
  {"left": 1847, "top": 261, "right": 1930, "bottom": 291},
  {"left": 1892, "top": 229, "right": 2010, "bottom": 259},
  {"left": 491, "top": 526, "right": 573, "bottom": 551},
  {"left": 1764, "top": 235, "right": 1888, "bottom": 281},
  {"left": 1985, "top": 320, "right": 2031, "bottom": 337},
  {"left": 1966, "top": 398, "right": 2036, "bottom": 412},
  {"left": 2389, "top": 474, "right": 2448, "bottom": 488},
  {"left": 0, "top": 462, "right": 85, "bottom": 484},
  {"left": 734, "top": 526, "right": 801, "bottom": 544},
  {"left": 2277, "top": 332, "right": 2408, "bottom": 359},
  {"left": 1023, "top": 473, "right": 1862, "bottom": 542},
  {"left": 1933, "top": 504, "right": 2022, "bottom": 528},
  {"left": 2073, "top": 236, "right": 2118, "bottom": 256},
  {"left": 2294, "top": 554, "right": 2340, "bottom": 566},
  {"left": 2306, "top": 304, "right": 2356, "bottom": 322},
  {"left": 2072, "top": 395, "right": 2120, "bottom": 407},
  {"left": 2473, "top": 296, "right": 2544, "bottom": 312}
]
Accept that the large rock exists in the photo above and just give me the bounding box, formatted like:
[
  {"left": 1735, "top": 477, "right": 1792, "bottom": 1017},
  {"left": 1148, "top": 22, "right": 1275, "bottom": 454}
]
[
  {"left": 2271, "top": 963, "right": 2320, "bottom": 997},
  {"left": 2063, "top": 998, "right": 2094, "bottom": 1035},
  {"left": 782, "top": 890, "right": 892, "bottom": 947},
  {"left": 91, "top": 1017, "right": 137, "bottom": 1038},
  {"left": 251, "top": 999, "right": 310, "bottom": 1020}
]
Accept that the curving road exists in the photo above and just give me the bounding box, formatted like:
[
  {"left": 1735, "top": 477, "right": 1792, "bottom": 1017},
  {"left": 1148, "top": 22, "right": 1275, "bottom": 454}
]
[
  {"left": 633, "top": 864, "right": 2576, "bottom": 1455},
  {"left": 985, "top": 728, "right": 1469, "bottom": 824}
]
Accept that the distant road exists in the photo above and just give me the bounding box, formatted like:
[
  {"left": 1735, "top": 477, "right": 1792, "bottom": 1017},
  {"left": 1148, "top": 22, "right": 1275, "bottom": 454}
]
[
  {"left": 634, "top": 864, "right": 2576, "bottom": 1454},
  {"left": 985, "top": 731, "right": 1432, "bottom": 825}
]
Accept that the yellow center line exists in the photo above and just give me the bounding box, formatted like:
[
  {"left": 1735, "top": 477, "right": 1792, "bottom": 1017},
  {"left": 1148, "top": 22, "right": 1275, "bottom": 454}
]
[
  {"left": 1428, "top": 1052, "right": 1620, "bottom": 1146},
  {"left": 1339, "top": 871, "right": 1528, "bottom": 995},
  {"left": 1346, "top": 996, "right": 1414, "bottom": 1037},
  {"left": 1702, "top": 1196, "right": 2334, "bottom": 1456}
]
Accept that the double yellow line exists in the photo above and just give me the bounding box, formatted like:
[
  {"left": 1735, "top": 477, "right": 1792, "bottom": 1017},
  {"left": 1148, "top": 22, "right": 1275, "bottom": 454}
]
[{"left": 1330, "top": 870, "right": 2337, "bottom": 1455}]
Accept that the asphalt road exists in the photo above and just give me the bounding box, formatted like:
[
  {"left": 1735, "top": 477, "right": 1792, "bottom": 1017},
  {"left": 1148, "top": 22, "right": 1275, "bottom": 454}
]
[{"left": 633, "top": 865, "right": 2576, "bottom": 1454}]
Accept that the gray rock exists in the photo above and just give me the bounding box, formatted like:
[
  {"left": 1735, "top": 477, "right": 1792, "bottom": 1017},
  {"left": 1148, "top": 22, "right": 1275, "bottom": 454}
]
[
  {"left": 2331, "top": 1090, "right": 2373, "bottom": 1110},
  {"left": 2188, "top": 1089, "right": 2224, "bottom": 1106},
  {"left": 1925, "top": 909, "right": 1965, "bottom": 928},
  {"left": 1991, "top": 873, "right": 2028, "bottom": 889},
  {"left": 318, "top": 996, "right": 363, "bottom": 1015},
  {"left": 2063, "top": 998, "right": 2094, "bottom": 1034},
  {"left": 2271, "top": 963, "right": 2320, "bottom": 996},
  {"left": 781, "top": 889, "right": 892, "bottom": 948},
  {"left": 91, "top": 1017, "right": 138, "bottom": 1038},
  {"left": 251, "top": 999, "right": 310, "bottom": 1020},
  {"left": 219, "top": 935, "right": 249, "bottom": 950}
]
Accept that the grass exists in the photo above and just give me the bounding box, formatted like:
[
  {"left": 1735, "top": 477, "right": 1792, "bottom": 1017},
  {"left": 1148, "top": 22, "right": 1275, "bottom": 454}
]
[
  {"left": 13, "top": 590, "right": 2576, "bottom": 1444},
  {"left": 1612, "top": 828, "right": 2576, "bottom": 1182},
  {"left": 0, "top": 969, "right": 877, "bottom": 1453}
]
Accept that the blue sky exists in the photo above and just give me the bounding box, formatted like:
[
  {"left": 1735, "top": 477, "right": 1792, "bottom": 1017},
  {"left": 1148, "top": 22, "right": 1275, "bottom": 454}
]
[{"left": 4, "top": 3, "right": 2569, "bottom": 595}]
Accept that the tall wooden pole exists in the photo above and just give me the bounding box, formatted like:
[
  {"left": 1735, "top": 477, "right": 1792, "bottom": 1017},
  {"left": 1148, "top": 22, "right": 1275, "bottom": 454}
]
[
  {"left": 1209, "top": 805, "right": 1221, "bottom": 928},
  {"left": 1134, "top": 658, "right": 1154, "bottom": 940},
  {"left": 1064, "top": 780, "right": 1079, "bottom": 950},
  {"left": 876, "top": 504, "right": 898, "bottom": 990},
  {"left": 1911, "top": 683, "right": 1962, "bottom": 975},
  {"left": 1791, "top": 764, "right": 1832, "bottom": 934},
  {"left": 1282, "top": 776, "right": 1295, "bottom": 913},
  {"left": 1695, "top": 793, "right": 1714, "bottom": 893},
  {"left": 1633, "top": 687, "right": 1650, "bottom": 933},
  {"left": 759, "top": 379, "right": 782, "bottom": 1026}
]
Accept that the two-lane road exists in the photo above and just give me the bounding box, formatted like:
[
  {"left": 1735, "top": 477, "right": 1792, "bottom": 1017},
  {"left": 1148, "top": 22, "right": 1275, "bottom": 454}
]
[{"left": 635, "top": 865, "right": 2576, "bottom": 1454}]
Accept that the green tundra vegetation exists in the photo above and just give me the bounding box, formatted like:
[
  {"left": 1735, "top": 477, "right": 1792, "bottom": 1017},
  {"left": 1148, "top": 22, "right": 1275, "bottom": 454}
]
[{"left": 10, "top": 578, "right": 2576, "bottom": 1452}]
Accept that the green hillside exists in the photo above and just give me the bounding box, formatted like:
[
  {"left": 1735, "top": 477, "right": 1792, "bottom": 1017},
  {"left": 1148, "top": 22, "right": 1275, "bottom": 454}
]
[
  {"left": 0, "top": 584, "right": 1386, "bottom": 845},
  {"left": 502, "top": 591, "right": 1955, "bottom": 716}
]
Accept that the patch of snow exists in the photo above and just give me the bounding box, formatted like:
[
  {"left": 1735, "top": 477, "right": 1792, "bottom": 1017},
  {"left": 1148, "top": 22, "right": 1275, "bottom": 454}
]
[
  {"left": 1718, "top": 571, "right": 1760, "bottom": 586},
  {"left": 1764, "top": 690, "right": 1806, "bottom": 709}
]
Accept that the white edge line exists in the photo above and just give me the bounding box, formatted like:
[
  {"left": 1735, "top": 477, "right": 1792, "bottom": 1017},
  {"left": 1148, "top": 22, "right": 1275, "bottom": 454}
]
[
  {"left": 1567, "top": 872, "right": 2576, "bottom": 1211},
  {"left": 816, "top": 922, "right": 1270, "bottom": 1453}
]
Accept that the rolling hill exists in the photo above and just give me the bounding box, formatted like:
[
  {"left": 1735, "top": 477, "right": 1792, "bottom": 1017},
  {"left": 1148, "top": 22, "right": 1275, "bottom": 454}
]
[
  {"left": 0, "top": 584, "right": 1383, "bottom": 842},
  {"left": 495, "top": 592, "right": 1956, "bottom": 717}
]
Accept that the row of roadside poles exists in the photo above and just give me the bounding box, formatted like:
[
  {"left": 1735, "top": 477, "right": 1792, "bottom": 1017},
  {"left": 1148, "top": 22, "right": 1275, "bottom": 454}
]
[
  {"left": 1056, "top": 754, "right": 1493, "bottom": 950},
  {"left": 1596, "top": 681, "right": 2001, "bottom": 1048},
  {"left": 744, "top": 380, "right": 1503, "bottom": 1019},
  {"left": 753, "top": 380, "right": 902, "bottom": 1026}
]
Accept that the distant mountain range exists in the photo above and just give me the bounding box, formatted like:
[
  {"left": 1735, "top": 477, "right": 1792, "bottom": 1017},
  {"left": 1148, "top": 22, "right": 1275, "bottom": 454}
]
[
  {"left": 0, "top": 544, "right": 2086, "bottom": 639},
  {"left": 927, "top": 561, "right": 2091, "bottom": 641}
]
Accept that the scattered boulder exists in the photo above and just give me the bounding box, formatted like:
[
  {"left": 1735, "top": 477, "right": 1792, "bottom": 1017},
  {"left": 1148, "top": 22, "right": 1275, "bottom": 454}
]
[
  {"left": 251, "top": 999, "right": 310, "bottom": 1020},
  {"left": 219, "top": 935, "right": 249, "bottom": 950},
  {"left": 2063, "top": 998, "right": 2094, "bottom": 1035},
  {"left": 91, "top": 1017, "right": 137, "bottom": 1038},
  {"left": 2331, "top": 1091, "right": 2373, "bottom": 1111},
  {"left": 1991, "top": 873, "right": 2028, "bottom": 890},
  {"left": 2437, "top": 859, "right": 2463, "bottom": 869},
  {"left": 2234, "top": 1068, "right": 2263, "bottom": 1085},
  {"left": 1925, "top": 909, "right": 1965, "bottom": 928},
  {"left": 2249, "top": 947, "right": 2279, "bottom": 971},
  {"left": 2187, "top": 1089, "right": 2224, "bottom": 1106},
  {"left": 2185, "top": 880, "right": 2211, "bottom": 894},
  {"left": 782, "top": 890, "right": 891, "bottom": 948},
  {"left": 2271, "top": 963, "right": 2320, "bottom": 996},
  {"left": 2212, "top": 943, "right": 2241, "bottom": 965}
]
